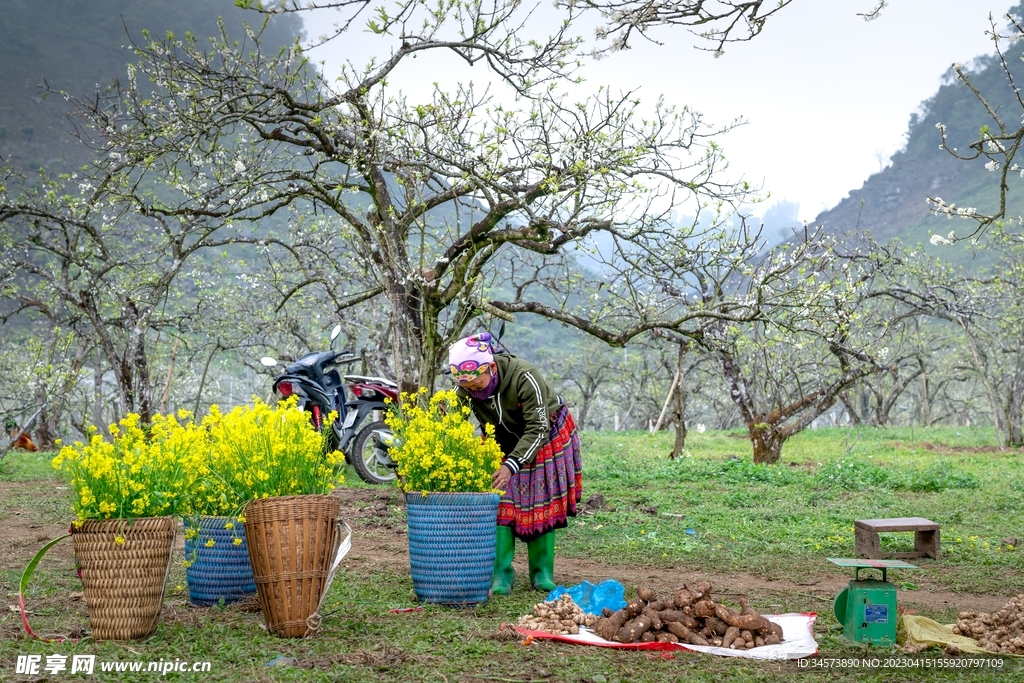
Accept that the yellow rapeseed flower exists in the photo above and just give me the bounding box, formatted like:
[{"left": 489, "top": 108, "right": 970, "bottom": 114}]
[
  {"left": 385, "top": 389, "right": 502, "bottom": 493},
  {"left": 53, "top": 410, "right": 205, "bottom": 521}
]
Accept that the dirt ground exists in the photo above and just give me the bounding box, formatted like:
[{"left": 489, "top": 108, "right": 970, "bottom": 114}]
[
  {"left": 0, "top": 480, "right": 1013, "bottom": 637},
  {"left": 320, "top": 486, "right": 1014, "bottom": 614}
]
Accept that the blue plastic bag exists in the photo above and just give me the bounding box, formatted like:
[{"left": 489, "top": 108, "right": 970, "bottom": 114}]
[{"left": 546, "top": 579, "right": 627, "bottom": 616}]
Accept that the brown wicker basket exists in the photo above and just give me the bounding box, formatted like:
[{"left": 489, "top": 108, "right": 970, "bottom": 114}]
[
  {"left": 243, "top": 495, "right": 343, "bottom": 637},
  {"left": 71, "top": 516, "right": 176, "bottom": 641}
]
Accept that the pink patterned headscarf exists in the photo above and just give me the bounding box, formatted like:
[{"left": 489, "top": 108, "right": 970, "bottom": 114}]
[{"left": 448, "top": 333, "right": 496, "bottom": 382}]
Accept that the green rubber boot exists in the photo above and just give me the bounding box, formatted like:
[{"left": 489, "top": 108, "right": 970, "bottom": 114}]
[
  {"left": 491, "top": 525, "right": 516, "bottom": 595},
  {"left": 527, "top": 531, "right": 556, "bottom": 591}
]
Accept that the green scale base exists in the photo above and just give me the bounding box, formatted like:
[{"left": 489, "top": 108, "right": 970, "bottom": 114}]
[{"left": 828, "top": 557, "right": 917, "bottom": 647}]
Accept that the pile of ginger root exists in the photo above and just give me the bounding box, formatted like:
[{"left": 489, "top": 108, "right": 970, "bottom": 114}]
[
  {"left": 516, "top": 594, "right": 598, "bottom": 635},
  {"left": 590, "top": 582, "right": 784, "bottom": 648},
  {"left": 953, "top": 593, "right": 1024, "bottom": 654}
]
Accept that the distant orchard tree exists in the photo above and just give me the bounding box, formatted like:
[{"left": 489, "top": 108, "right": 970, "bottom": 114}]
[{"left": 887, "top": 237, "right": 1024, "bottom": 448}]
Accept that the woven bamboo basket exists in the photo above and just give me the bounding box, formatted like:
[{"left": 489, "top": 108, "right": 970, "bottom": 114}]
[
  {"left": 405, "top": 492, "right": 499, "bottom": 605},
  {"left": 71, "top": 516, "right": 176, "bottom": 641},
  {"left": 243, "top": 495, "right": 342, "bottom": 638},
  {"left": 184, "top": 516, "right": 256, "bottom": 606}
]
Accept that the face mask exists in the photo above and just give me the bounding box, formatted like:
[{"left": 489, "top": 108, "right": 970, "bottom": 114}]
[{"left": 466, "top": 369, "right": 499, "bottom": 400}]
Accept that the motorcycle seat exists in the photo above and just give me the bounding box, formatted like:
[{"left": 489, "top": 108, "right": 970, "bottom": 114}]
[{"left": 343, "top": 375, "right": 398, "bottom": 387}]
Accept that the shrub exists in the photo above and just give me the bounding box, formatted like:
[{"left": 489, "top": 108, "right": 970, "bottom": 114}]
[
  {"left": 815, "top": 459, "right": 980, "bottom": 493},
  {"left": 815, "top": 459, "right": 893, "bottom": 491},
  {"left": 898, "top": 461, "right": 980, "bottom": 492}
]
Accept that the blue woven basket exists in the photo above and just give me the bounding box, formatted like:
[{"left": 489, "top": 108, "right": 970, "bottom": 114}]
[
  {"left": 405, "top": 492, "right": 500, "bottom": 605},
  {"left": 184, "top": 516, "right": 257, "bottom": 607}
]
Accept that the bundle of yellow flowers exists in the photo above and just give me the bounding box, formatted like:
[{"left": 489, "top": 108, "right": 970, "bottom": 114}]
[
  {"left": 384, "top": 388, "right": 504, "bottom": 493},
  {"left": 52, "top": 411, "right": 204, "bottom": 524},
  {"left": 52, "top": 397, "right": 344, "bottom": 528},
  {"left": 201, "top": 395, "right": 345, "bottom": 504}
]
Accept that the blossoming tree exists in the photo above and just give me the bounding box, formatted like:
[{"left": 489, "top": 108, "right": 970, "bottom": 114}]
[
  {"left": 1, "top": 0, "right": 900, "bottom": 440},
  {"left": 885, "top": 236, "right": 1024, "bottom": 448},
  {"left": 23, "top": 0, "right": 791, "bottom": 395},
  {"left": 927, "top": 8, "right": 1024, "bottom": 242}
]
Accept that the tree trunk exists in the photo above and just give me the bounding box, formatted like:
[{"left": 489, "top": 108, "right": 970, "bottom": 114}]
[
  {"left": 32, "top": 383, "right": 58, "bottom": 450},
  {"left": 104, "top": 299, "right": 155, "bottom": 422},
  {"left": 920, "top": 374, "right": 931, "bottom": 426},
  {"left": 133, "top": 329, "right": 153, "bottom": 423},
  {"left": 577, "top": 393, "right": 591, "bottom": 430},
  {"left": 670, "top": 380, "right": 686, "bottom": 458},
  {"left": 959, "top": 319, "right": 1007, "bottom": 446},
  {"left": 193, "top": 341, "right": 221, "bottom": 416},
  {"left": 1007, "top": 419, "right": 1023, "bottom": 448},
  {"left": 159, "top": 337, "right": 180, "bottom": 414},
  {"left": 386, "top": 281, "right": 426, "bottom": 395},
  {"left": 93, "top": 364, "right": 104, "bottom": 432},
  {"left": 1004, "top": 393, "right": 1023, "bottom": 448},
  {"left": 416, "top": 322, "right": 443, "bottom": 397},
  {"left": 873, "top": 388, "right": 890, "bottom": 427},
  {"left": 751, "top": 427, "right": 784, "bottom": 464},
  {"left": 127, "top": 301, "right": 153, "bottom": 423},
  {"left": 838, "top": 391, "right": 862, "bottom": 426}
]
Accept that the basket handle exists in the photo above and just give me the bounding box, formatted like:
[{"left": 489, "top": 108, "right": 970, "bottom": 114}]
[
  {"left": 20, "top": 534, "right": 72, "bottom": 642},
  {"left": 304, "top": 521, "right": 352, "bottom": 637},
  {"left": 329, "top": 522, "right": 353, "bottom": 576}
]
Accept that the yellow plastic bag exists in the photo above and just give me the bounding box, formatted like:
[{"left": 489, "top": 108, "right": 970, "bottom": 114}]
[{"left": 897, "top": 614, "right": 988, "bottom": 654}]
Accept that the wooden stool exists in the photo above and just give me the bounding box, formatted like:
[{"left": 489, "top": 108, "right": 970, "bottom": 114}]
[{"left": 855, "top": 517, "right": 941, "bottom": 560}]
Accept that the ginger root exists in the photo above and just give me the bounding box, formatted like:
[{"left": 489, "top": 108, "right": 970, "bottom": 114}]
[
  {"left": 954, "top": 594, "right": 1024, "bottom": 654},
  {"left": 516, "top": 594, "right": 597, "bottom": 635}
]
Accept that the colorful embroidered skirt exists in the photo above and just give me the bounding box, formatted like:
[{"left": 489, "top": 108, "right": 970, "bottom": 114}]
[{"left": 498, "top": 406, "right": 583, "bottom": 542}]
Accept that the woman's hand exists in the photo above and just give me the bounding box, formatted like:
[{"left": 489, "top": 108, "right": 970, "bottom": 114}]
[{"left": 491, "top": 463, "right": 512, "bottom": 491}]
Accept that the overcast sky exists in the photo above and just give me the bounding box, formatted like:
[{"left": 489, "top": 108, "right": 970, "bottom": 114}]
[{"left": 303, "top": 1, "right": 1017, "bottom": 224}]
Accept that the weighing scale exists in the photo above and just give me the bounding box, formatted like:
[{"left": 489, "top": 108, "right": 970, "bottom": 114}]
[{"left": 828, "top": 557, "right": 917, "bottom": 646}]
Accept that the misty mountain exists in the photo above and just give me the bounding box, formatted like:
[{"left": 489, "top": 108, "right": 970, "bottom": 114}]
[
  {"left": 810, "top": 4, "right": 1024, "bottom": 257},
  {"left": 0, "top": 0, "right": 301, "bottom": 172}
]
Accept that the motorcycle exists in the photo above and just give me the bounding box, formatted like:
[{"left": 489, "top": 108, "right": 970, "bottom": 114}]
[
  {"left": 260, "top": 325, "right": 400, "bottom": 484},
  {"left": 340, "top": 372, "right": 400, "bottom": 484}
]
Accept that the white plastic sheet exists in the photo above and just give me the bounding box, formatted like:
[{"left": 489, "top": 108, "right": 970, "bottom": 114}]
[{"left": 513, "top": 612, "right": 818, "bottom": 660}]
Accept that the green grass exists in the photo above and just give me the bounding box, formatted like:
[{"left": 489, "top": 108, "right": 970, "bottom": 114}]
[
  {"left": 0, "top": 448, "right": 60, "bottom": 481},
  {"left": 566, "top": 428, "right": 1024, "bottom": 599},
  {"left": 2, "top": 427, "right": 1023, "bottom": 682}
]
